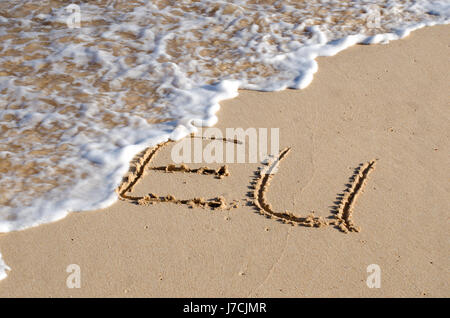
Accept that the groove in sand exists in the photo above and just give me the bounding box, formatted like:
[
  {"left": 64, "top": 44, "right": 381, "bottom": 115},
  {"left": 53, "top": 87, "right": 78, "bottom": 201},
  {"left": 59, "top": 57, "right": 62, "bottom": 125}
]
[
  {"left": 252, "top": 147, "right": 327, "bottom": 228},
  {"left": 191, "top": 135, "right": 243, "bottom": 145},
  {"left": 332, "top": 160, "right": 377, "bottom": 233},
  {"left": 149, "top": 164, "right": 230, "bottom": 179},
  {"left": 117, "top": 142, "right": 169, "bottom": 197}
]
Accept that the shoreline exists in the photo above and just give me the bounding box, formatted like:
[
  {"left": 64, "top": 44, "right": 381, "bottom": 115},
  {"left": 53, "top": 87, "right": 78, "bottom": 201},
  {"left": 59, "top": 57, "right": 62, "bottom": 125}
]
[
  {"left": 0, "top": 24, "right": 449, "bottom": 297},
  {"left": 2, "top": 18, "right": 449, "bottom": 234}
]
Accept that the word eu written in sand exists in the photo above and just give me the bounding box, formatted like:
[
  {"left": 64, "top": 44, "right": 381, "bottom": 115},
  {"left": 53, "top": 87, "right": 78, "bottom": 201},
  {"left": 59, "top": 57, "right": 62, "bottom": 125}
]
[{"left": 118, "top": 140, "right": 376, "bottom": 233}]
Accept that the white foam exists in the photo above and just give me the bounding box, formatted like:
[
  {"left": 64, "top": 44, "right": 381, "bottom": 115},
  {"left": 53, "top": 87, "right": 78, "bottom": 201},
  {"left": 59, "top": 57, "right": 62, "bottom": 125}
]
[{"left": 0, "top": 251, "right": 10, "bottom": 281}]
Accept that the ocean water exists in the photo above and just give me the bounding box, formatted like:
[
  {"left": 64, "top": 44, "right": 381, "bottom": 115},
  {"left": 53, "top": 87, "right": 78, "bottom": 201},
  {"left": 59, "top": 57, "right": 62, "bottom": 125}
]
[{"left": 0, "top": 0, "right": 449, "bottom": 279}]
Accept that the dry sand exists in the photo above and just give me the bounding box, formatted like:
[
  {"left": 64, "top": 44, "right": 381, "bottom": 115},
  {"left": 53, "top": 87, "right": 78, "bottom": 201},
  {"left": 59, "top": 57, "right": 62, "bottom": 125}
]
[{"left": 0, "top": 25, "right": 448, "bottom": 297}]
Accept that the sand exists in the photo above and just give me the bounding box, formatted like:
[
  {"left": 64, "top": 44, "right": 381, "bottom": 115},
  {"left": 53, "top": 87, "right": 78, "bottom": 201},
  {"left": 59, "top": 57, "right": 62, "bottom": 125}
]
[{"left": 0, "top": 24, "right": 448, "bottom": 297}]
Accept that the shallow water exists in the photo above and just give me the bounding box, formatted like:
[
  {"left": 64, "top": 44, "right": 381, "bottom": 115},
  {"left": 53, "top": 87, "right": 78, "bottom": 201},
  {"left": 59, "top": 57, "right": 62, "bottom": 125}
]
[{"left": 0, "top": 0, "right": 448, "bottom": 240}]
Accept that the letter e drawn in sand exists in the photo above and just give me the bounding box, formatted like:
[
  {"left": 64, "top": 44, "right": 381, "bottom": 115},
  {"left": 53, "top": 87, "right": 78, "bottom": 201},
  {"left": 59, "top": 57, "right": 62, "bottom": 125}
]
[{"left": 117, "top": 138, "right": 238, "bottom": 211}]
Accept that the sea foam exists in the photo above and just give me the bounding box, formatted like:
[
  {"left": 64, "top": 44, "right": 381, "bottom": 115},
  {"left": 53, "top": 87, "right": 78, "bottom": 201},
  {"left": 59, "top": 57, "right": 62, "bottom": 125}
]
[{"left": 0, "top": 251, "right": 10, "bottom": 280}]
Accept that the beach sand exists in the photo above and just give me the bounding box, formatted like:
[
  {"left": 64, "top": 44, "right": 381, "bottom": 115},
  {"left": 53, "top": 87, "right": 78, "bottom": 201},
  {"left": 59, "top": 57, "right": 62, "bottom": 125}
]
[{"left": 0, "top": 24, "right": 448, "bottom": 297}]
